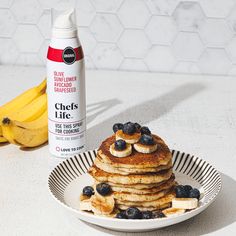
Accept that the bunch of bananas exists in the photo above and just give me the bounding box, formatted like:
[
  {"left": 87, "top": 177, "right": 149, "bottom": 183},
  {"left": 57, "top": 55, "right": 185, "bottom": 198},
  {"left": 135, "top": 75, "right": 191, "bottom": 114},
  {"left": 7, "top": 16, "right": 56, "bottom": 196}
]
[{"left": 0, "top": 79, "right": 48, "bottom": 148}]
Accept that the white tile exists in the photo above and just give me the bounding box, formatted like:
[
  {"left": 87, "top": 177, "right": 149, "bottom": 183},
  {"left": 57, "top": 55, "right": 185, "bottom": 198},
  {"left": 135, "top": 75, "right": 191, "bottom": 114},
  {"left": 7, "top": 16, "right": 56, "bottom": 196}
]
[
  {"left": 199, "top": 18, "right": 233, "bottom": 47},
  {"left": 84, "top": 55, "right": 96, "bottom": 69},
  {"left": 16, "top": 53, "right": 43, "bottom": 66},
  {"left": 198, "top": 48, "right": 231, "bottom": 75},
  {"left": 38, "top": 40, "right": 50, "bottom": 64},
  {"left": 93, "top": 43, "right": 123, "bottom": 69},
  {"left": 172, "top": 32, "right": 204, "bottom": 61},
  {"left": 145, "top": 45, "right": 176, "bottom": 72},
  {"left": 76, "top": 0, "right": 96, "bottom": 27},
  {"left": 228, "top": 65, "right": 236, "bottom": 76},
  {"left": 120, "top": 58, "right": 148, "bottom": 71},
  {"left": 0, "top": 9, "right": 17, "bottom": 37},
  {"left": 13, "top": 25, "right": 44, "bottom": 53},
  {"left": 38, "top": 0, "right": 73, "bottom": 10},
  {"left": 173, "top": 62, "right": 201, "bottom": 74},
  {"left": 11, "top": 0, "right": 43, "bottom": 24},
  {"left": 226, "top": 37, "right": 236, "bottom": 63},
  {"left": 0, "top": 39, "right": 18, "bottom": 64},
  {"left": 118, "top": 0, "right": 151, "bottom": 29},
  {"left": 200, "top": 0, "right": 235, "bottom": 18},
  {"left": 145, "top": 0, "right": 178, "bottom": 15},
  {"left": 173, "top": 2, "right": 205, "bottom": 32},
  {"left": 0, "top": 0, "right": 14, "bottom": 8},
  {"left": 92, "top": 0, "right": 123, "bottom": 12},
  {"left": 227, "top": 6, "right": 236, "bottom": 34},
  {"left": 145, "top": 16, "right": 177, "bottom": 45},
  {"left": 37, "top": 10, "right": 51, "bottom": 39},
  {"left": 78, "top": 27, "right": 97, "bottom": 55},
  {"left": 90, "top": 14, "right": 123, "bottom": 42},
  {"left": 118, "top": 30, "right": 151, "bottom": 58}
]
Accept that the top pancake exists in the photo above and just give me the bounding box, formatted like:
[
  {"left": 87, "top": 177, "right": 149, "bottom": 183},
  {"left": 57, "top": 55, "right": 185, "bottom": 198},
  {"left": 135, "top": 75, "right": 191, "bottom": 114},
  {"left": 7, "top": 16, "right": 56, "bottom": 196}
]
[{"left": 98, "top": 134, "right": 171, "bottom": 168}]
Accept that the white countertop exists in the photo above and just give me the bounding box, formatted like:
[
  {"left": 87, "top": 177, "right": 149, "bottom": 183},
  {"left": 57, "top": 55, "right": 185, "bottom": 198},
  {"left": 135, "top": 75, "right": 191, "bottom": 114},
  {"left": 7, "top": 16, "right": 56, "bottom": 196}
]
[{"left": 0, "top": 65, "right": 235, "bottom": 236}]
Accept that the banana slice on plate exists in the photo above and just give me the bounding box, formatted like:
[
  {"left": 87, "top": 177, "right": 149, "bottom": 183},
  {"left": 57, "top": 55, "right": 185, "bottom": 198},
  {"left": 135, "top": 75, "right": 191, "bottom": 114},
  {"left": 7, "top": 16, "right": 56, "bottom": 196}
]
[
  {"left": 133, "top": 142, "right": 157, "bottom": 154},
  {"left": 115, "top": 129, "right": 141, "bottom": 144},
  {"left": 162, "top": 207, "right": 185, "bottom": 217},
  {"left": 91, "top": 194, "right": 115, "bottom": 215},
  {"left": 110, "top": 143, "right": 132, "bottom": 157},
  {"left": 172, "top": 198, "right": 198, "bottom": 210}
]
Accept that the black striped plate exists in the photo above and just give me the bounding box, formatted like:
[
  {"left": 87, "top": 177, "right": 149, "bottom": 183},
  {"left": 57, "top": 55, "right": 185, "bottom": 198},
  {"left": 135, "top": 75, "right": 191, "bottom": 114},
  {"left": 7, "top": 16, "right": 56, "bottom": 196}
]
[{"left": 48, "top": 149, "right": 221, "bottom": 232}]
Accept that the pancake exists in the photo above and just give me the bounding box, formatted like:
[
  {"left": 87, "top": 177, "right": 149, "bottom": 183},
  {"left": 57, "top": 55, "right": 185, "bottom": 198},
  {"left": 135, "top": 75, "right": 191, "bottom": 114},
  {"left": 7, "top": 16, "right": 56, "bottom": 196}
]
[
  {"left": 95, "top": 155, "right": 172, "bottom": 175},
  {"left": 116, "top": 191, "right": 175, "bottom": 208},
  {"left": 89, "top": 165, "right": 173, "bottom": 185},
  {"left": 97, "top": 134, "right": 171, "bottom": 168},
  {"left": 113, "top": 188, "right": 169, "bottom": 202},
  {"left": 117, "top": 203, "right": 171, "bottom": 211},
  {"left": 96, "top": 174, "right": 175, "bottom": 190},
  {"left": 110, "top": 177, "right": 176, "bottom": 194}
]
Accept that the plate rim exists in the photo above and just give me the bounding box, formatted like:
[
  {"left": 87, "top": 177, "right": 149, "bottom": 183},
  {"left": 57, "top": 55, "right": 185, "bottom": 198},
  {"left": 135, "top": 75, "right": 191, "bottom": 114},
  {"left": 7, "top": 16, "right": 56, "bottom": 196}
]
[{"left": 48, "top": 149, "right": 222, "bottom": 223}]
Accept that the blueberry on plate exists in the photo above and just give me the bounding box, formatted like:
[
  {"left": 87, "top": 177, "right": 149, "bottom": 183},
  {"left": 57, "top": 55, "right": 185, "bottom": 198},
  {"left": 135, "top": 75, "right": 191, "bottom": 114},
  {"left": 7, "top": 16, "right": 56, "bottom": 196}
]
[
  {"left": 183, "top": 185, "right": 193, "bottom": 196},
  {"left": 139, "top": 134, "right": 155, "bottom": 145},
  {"left": 96, "top": 183, "right": 112, "bottom": 196},
  {"left": 189, "top": 188, "right": 200, "bottom": 200},
  {"left": 125, "top": 207, "right": 142, "bottom": 219},
  {"left": 140, "top": 126, "right": 151, "bottom": 135},
  {"left": 134, "top": 122, "right": 141, "bottom": 132},
  {"left": 123, "top": 122, "right": 136, "bottom": 135},
  {"left": 142, "top": 211, "right": 153, "bottom": 219},
  {"left": 114, "top": 139, "right": 126, "bottom": 151},
  {"left": 82, "top": 186, "right": 94, "bottom": 197},
  {"left": 152, "top": 211, "right": 165, "bottom": 218},
  {"left": 116, "top": 211, "right": 127, "bottom": 219},
  {"left": 113, "top": 123, "right": 123, "bottom": 133},
  {"left": 175, "top": 185, "right": 189, "bottom": 198}
]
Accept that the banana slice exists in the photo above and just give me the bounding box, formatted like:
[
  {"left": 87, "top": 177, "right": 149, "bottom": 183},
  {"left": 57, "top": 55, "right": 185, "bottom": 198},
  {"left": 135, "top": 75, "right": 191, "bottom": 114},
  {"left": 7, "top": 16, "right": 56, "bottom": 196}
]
[
  {"left": 172, "top": 198, "right": 198, "bottom": 210},
  {"left": 116, "top": 129, "right": 141, "bottom": 144},
  {"left": 79, "top": 196, "right": 92, "bottom": 212},
  {"left": 109, "top": 143, "right": 132, "bottom": 157},
  {"left": 162, "top": 207, "right": 185, "bottom": 217},
  {"left": 133, "top": 142, "right": 157, "bottom": 154},
  {"left": 90, "top": 194, "right": 115, "bottom": 215}
]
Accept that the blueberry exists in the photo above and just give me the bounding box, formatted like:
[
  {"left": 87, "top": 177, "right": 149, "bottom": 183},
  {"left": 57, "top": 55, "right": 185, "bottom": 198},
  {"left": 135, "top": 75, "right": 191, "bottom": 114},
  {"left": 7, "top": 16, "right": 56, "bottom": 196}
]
[
  {"left": 189, "top": 188, "right": 200, "bottom": 200},
  {"left": 175, "top": 185, "right": 189, "bottom": 198},
  {"left": 140, "top": 126, "right": 151, "bottom": 135},
  {"left": 142, "top": 211, "right": 153, "bottom": 219},
  {"left": 153, "top": 212, "right": 165, "bottom": 218},
  {"left": 82, "top": 186, "right": 94, "bottom": 197},
  {"left": 96, "top": 183, "right": 112, "bottom": 196},
  {"left": 113, "top": 123, "right": 123, "bottom": 133},
  {"left": 139, "top": 134, "right": 155, "bottom": 145},
  {"left": 114, "top": 139, "right": 126, "bottom": 151},
  {"left": 116, "top": 211, "right": 127, "bottom": 219},
  {"left": 183, "top": 185, "right": 193, "bottom": 196},
  {"left": 134, "top": 122, "right": 141, "bottom": 132},
  {"left": 123, "top": 122, "right": 136, "bottom": 135},
  {"left": 125, "top": 207, "right": 142, "bottom": 219}
]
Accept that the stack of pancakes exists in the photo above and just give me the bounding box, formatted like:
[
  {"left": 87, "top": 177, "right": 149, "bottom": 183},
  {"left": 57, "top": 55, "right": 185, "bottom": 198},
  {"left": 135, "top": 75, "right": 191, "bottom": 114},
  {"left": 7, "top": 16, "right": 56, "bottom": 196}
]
[{"left": 89, "top": 134, "right": 176, "bottom": 212}]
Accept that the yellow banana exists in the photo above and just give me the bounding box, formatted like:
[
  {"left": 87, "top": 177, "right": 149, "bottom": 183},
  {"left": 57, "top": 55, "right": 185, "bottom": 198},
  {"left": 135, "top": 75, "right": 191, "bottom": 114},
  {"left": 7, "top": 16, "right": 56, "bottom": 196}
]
[
  {"left": 2, "top": 93, "right": 47, "bottom": 123},
  {"left": 0, "top": 79, "right": 46, "bottom": 139},
  {"left": 0, "top": 136, "right": 8, "bottom": 143},
  {"left": 1, "top": 110, "right": 48, "bottom": 147}
]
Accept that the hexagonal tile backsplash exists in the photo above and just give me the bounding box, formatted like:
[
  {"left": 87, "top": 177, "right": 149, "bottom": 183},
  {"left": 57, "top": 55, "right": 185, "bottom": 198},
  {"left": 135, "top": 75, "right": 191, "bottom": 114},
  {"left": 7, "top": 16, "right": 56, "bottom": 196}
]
[{"left": 1, "top": 0, "right": 236, "bottom": 76}]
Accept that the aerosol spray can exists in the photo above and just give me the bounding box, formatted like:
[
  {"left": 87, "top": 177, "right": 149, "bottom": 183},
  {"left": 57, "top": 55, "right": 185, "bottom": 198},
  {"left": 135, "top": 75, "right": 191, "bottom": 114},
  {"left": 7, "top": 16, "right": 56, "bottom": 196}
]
[{"left": 47, "top": 9, "right": 86, "bottom": 158}]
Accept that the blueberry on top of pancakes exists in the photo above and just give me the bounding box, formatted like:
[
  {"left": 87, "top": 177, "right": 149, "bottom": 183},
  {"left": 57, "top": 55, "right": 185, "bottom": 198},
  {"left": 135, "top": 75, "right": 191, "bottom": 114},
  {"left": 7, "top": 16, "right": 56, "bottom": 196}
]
[
  {"left": 123, "top": 122, "right": 136, "bottom": 135},
  {"left": 134, "top": 122, "right": 141, "bottom": 132},
  {"left": 114, "top": 139, "right": 126, "bottom": 151},
  {"left": 139, "top": 134, "right": 155, "bottom": 145},
  {"left": 113, "top": 123, "right": 124, "bottom": 133},
  {"left": 140, "top": 126, "right": 151, "bottom": 135}
]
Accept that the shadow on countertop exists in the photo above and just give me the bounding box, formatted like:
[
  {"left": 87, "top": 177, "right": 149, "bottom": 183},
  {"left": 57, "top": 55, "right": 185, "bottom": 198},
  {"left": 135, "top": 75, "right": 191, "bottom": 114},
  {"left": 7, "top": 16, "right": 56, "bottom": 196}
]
[
  {"left": 73, "top": 172, "right": 236, "bottom": 236},
  {"left": 87, "top": 82, "right": 205, "bottom": 150}
]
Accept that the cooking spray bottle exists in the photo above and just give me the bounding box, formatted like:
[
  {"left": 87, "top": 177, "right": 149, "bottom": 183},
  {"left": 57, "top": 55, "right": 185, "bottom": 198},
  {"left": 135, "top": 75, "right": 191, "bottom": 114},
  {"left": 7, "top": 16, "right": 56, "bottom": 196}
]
[{"left": 47, "top": 9, "right": 86, "bottom": 158}]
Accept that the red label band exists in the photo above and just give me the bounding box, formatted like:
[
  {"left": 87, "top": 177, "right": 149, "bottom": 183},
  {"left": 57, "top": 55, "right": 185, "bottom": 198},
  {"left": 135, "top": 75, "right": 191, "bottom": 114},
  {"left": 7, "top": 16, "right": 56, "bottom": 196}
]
[{"left": 47, "top": 46, "right": 84, "bottom": 63}]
